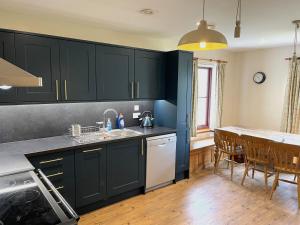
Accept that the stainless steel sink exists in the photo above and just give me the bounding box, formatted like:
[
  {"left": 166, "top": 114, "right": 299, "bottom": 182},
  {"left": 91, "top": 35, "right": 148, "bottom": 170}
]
[
  {"left": 108, "top": 129, "right": 143, "bottom": 137},
  {"left": 72, "top": 128, "right": 143, "bottom": 144}
]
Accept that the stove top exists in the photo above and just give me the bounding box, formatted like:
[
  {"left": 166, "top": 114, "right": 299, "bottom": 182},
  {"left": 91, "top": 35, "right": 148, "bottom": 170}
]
[{"left": 0, "top": 172, "right": 61, "bottom": 225}]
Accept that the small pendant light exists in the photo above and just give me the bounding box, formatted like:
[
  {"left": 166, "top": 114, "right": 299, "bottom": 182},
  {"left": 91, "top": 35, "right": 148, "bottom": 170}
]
[
  {"left": 234, "top": 0, "right": 242, "bottom": 38},
  {"left": 178, "top": 0, "right": 228, "bottom": 51}
]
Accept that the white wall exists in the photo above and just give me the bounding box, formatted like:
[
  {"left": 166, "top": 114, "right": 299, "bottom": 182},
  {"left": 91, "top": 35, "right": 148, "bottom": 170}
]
[
  {"left": 0, "top": 10, "right": 177, "bottom": 51},
  {"left": 237, "top": 46, "right": 294, "bottom": 131},
  {"left": 194, "top": 50, "right": 242, "bottom": 127}
]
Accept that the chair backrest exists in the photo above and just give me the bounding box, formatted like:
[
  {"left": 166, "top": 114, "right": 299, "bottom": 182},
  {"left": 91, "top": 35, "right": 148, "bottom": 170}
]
[
  {"left": 240, "top": 135, "right": 271, "bottom": 163},
  {"left": 271, "top": 142, "right": 300, "bottom": 173},
  {"left": 214, "top": 129, "right": 241, "bottom": 154}
]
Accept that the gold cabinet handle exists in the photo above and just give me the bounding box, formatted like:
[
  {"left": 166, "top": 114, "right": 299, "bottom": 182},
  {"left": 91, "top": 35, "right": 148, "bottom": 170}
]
[
  {"left": 141, "top": 139, "right": 144, "bottom": 156},
  {"left": 39, "top": 157, "right": 63, "bottom": 165},
  {"left": 131, "top": 81, "right": 134, "bottom": 99},
  {"left": 55, "top": 80, "right": 59, "bottom": 101},
  {"left": 83, "top": 148, "right": 103, "bottom": 153},
  {"left": 136, "top": 81, "right": 140, "bottom": 98},
  {"left": 64, "top": 80, "right": 68, "bottom": 100},
  {"left": 46, "top": 172, "right": 64, "bottom": 178}
]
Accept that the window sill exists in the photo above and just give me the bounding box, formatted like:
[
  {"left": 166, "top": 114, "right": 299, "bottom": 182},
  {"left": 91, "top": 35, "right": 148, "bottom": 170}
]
[{"left": 197, "top": 128, "right": 212, "bottom": 133}]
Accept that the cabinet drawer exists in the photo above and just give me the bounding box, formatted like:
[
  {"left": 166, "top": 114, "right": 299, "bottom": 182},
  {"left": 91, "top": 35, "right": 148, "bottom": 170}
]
[{"left": 27, "top": 150, "right": 75, "bottom": 207}]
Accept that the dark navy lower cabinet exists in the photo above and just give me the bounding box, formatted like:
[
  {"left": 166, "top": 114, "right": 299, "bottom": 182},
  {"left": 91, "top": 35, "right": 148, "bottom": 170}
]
[
  {"left": 107, "top": 139, "right": 145, "bottom": 197},
  {"left": 27, "top": 138, "right": 146, "bottom": 213},
  {"left": 27, "top": 150, "right": 76, "bottom": 208},
  {"left": 75, "top": 145, "right": 107, "bottom": 208}
]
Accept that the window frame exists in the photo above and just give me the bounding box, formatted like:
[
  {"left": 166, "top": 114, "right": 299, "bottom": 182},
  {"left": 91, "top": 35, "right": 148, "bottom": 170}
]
[{"left": 197, "top": 66, "right": 213, "bottom": 130}]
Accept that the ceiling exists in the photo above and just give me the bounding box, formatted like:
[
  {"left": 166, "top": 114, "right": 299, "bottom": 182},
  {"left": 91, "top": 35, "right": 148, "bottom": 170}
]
[{"left": 0, "top": 0, "right": 299, "bottom": 50}]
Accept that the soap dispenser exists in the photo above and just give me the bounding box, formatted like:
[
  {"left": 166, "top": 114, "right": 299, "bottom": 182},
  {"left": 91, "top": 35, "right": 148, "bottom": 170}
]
[{"left": 106, "top": 118, "right": 112, "bottom": 131}]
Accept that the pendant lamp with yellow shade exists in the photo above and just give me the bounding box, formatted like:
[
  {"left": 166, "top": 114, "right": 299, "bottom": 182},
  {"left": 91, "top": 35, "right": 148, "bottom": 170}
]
[{"left": 178, "top": 0, "right": 228, "bottom": 51}]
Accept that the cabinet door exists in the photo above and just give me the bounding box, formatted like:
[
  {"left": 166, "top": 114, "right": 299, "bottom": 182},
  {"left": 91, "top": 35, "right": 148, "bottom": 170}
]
[
  {"left": 15, "top": 34, "right": 60, "bottom": 102},
  {"left": 107, "top": 139, "right": 145, "bottom": 197},
  {"left": 134, "top": 50, "right": 165, "bottom": 99},
  {"left": 0, "top": 31, "right": 17, "bottom": 103},
  {"left": 96, "top": 45, "right": 134, "bottom": 100},
  {"left": 75, "top": 145, "right": 106, "bottom": 207},
  {"left": 176, "top": 51, "right": 193, "bottom": 174},
  {"left": 28, "top": 150, "right": 75, "bottom": 207},
  {"left": 60, "top": 41, "right": 96, "bottom": 101}
]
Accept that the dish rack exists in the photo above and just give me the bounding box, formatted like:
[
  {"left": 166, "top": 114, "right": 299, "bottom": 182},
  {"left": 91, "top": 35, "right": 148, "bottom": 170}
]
[{"left": 69, "top": 125, "right": 106, "bottom": 144}]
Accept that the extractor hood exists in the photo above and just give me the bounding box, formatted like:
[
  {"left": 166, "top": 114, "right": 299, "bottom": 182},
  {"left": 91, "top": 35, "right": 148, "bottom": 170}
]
[{"left": 0, "top": 58, "right": 42, "bottom": 89}]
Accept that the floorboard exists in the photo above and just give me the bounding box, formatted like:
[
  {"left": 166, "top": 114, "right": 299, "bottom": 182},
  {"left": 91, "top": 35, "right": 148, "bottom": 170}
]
[{"left": 79, "top": 164, "right": 300, "bottom": 225}]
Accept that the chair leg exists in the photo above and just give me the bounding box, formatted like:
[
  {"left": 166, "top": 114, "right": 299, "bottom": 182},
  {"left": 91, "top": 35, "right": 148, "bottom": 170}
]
[
  {"left": 297, "top": 175, "right": 300, "bottom": 209},
  {"left": 227, "top": 155, "right": 230, "bottom": 169},
  {"left": 264, "top": 165, "right": 268, "bottom": 192},
  {"left": 270, "top": 171, "right": 279, "bottom": 200},
  {"left": 252, "top": 162, "right": 256, "bottom": 179},
  {"left": 241, "top": 162, "right": 249, "bottom": 186},
  {"left": 230, "top": 159, "right": 234, "bottom": 181},
  {"left": 214, "top": 152, "right": 222, "bottom": 173}
]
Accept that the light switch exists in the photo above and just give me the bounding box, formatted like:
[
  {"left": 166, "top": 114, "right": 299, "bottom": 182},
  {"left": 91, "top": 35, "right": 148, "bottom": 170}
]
[
  {"left": 134, "top": 105, "right": 140, "bottom": 111},
  {"left": 133, "top": 112, "right": 141, "bottom": 119}
]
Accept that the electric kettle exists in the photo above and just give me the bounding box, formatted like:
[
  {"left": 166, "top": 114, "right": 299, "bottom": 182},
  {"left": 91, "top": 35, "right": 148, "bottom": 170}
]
[{"left": 139, "top": 111, "right": 154, "bottom": 128}]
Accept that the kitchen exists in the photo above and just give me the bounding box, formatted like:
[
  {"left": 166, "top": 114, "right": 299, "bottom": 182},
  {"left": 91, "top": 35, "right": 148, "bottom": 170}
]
[{"left": 0, "top": 0, "right": 300, "bottom": 225}]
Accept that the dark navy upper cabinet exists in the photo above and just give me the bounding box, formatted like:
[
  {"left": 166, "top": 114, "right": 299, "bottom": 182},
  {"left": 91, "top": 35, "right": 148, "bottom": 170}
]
[
  {"left": 107, "top": 139, "right": 145, "bottom": 197},
  {"left": 60, "top": 41, "right": 96, "bottom": 101},
  {"left": 96, "top": 45, "right": 134, "bottom": 100},
  {"left": 134, "top": 50, "right": 165, "bottom": 100},
  {"left": 15, "top": 34, "right": 61, "bottom": 102},
  {"left": 0, "top": 31, "right": 17, "bottom": 103},
  {"left": 75, "top": 145, "right": 106, "bottom": 208}
]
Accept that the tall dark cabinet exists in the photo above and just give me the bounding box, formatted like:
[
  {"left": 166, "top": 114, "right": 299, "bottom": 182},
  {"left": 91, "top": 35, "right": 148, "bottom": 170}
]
[
  {"left": 154, "top": 50, "right": 193, "bottom": 180},
  {"left": 15, "top": 34, "right": 61, "bottom": 102},
  {"left": 0, "top": 31, "right": 17, "bottom": 102}
]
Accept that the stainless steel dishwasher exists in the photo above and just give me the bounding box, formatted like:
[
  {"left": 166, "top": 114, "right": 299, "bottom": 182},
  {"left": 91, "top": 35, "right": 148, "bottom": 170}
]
[{"left": 146, "top": 133, "right": 176, "bottom": 192}]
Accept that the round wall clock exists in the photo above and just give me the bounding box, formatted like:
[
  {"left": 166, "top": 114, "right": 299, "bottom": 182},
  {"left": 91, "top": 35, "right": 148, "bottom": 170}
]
[{"left": 253, "top": 72, "right": 266, "bottom": 84}]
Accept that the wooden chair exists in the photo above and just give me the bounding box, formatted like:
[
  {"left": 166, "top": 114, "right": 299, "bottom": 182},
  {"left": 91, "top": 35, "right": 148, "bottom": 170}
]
[
  {"left": 214, "top": 130, "right": 243, "bottom": 180},
  {"left": 240, "top": 135, "right": 273, "bottom": 192},
  {"left": 270, "top": 142, "right": 300, "bottom": 208}
]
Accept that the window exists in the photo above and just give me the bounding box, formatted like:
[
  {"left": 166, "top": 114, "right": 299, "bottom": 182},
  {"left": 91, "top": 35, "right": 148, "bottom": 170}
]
[{"left": 197, "top": 67, "right": 212, "bottom": 129}]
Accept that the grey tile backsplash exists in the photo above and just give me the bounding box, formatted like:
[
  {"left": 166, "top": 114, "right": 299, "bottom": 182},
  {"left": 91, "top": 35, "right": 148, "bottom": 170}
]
[{"left": 0, "top": 101, "right": 154, "bottom": 143}]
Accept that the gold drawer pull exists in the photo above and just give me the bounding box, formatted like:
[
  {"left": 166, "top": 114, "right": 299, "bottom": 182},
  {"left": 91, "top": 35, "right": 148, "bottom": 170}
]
[
  {"left": 46, "top": 172, "right": 64, "bottom": 178},
  {"left": 39, "top": 157, "right": 63, "bottom": 165},
  {"left": 49, "top": 185, "right": 64, "bottom": 192},
  {"left": 83, "top": 148, "right": 103, "bottom": 153}
]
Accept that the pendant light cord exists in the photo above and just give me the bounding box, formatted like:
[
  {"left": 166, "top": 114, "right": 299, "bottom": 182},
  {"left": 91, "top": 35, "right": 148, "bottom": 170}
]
[
  {"left": 235, "top": 0, "right": 242, "bottom": 22},
  {"left": 294, "top": 23, "right": 299, "bottom": 56},
  {"left": 202, "top": 0, "right": 206, "bottom": 20}
]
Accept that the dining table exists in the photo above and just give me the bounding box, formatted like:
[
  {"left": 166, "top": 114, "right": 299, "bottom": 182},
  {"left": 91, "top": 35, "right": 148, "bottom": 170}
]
[{"left": 214, "top": 126, "right": 300, "bottom": 168}]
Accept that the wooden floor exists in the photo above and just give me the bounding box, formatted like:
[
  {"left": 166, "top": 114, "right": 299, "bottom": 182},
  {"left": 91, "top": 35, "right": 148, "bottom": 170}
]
[{"left": 79, "top": 164, "right": 300, "bottom": 225}]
